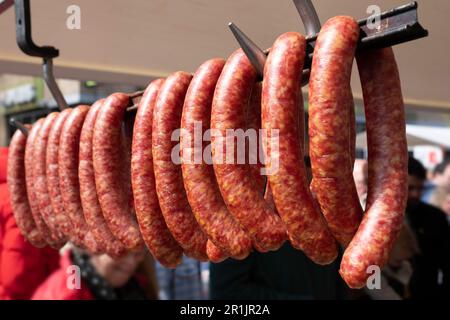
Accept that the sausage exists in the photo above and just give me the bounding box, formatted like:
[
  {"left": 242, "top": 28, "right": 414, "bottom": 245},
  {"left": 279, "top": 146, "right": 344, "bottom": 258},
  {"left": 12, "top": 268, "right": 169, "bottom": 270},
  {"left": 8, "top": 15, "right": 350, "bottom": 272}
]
[
  {"left": 339, "top": 47, "right": 408, "bottom": 288},
  {"left": 79, "top": 99, "right": 128, "bottom": 259},
  {"left": 211, "top": 49, "right": 287, "bottom": 252},
  {"left": 25, "top": 119, "right": 60, "bottom": 247},
  {"left": 181, "top": 58, "right": 252, "bottom": 259},
  {"left": 206, "top": 239, "right": 228, "bottom": 263},
  {"left": 47, "top": 108, "right": 80, "bottom": 245},
  {"left": 7, "top": 128, "right": 46, "bottom": 247},
  {"left": 93, "top": 93, "right": 143, "bottom": 251},
  {"left": 34, "top": 112, "right": 67, "bottom": 244},
  {"left": 59, "top": 105, "right": 103, "bottom": 253},
  {"left": 308, "top": 16, "right": 362, "bottom": 246},
  {"left": 246, "top": 82, "right": 266, "bottom": 195},
  {"left": 131, "top": 79, "right": 184, "bottom": 268},
  {"left": 261, "top": 32, "right": 338, "bottom": 264},
  {"left": 152, "top": 71, "right": 213, "bottom": 261}
]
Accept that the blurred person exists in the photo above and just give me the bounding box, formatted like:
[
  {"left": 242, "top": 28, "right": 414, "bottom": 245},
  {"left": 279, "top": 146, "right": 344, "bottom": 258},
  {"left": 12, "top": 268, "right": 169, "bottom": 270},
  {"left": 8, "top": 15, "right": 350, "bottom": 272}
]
[
  {"left": 353, "top": 159, "right": 368, "bottom": 207},
  {"left": 0, "top": 147, "right": 60, "bottom": 300},
  {"left": 365, "top": 224, "right": 420, "bottom": 300},
  {"left": 32, "top": 247, "right": 158, "bottom": 300},
  {"left": 209, "top": 242, "right": 347, "bottom": 300},
  {"left": 428, "top": 186, "right": 450, "bottom": 224},
  {"left": 422, "top": 157, "right": 450, "bottom": 203},
  {"left": 155, "top": 256, "right": 207, "bottom": 300},
  {"left": 406, "top": 156, "right": 450, "bottom": 299}
]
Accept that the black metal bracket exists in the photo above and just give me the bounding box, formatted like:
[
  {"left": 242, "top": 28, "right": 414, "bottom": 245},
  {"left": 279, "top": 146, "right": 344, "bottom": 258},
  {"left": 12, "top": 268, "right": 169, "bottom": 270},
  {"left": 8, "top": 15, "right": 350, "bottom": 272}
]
[
  {"left": 14, "top": 0, "right": 58, "bottom": 58},
  {"left": 230, "top": 1, "right": 429, "bottom": 80},
  {"left": 14, "top": 0, "right": 68, "bottom": 110}
]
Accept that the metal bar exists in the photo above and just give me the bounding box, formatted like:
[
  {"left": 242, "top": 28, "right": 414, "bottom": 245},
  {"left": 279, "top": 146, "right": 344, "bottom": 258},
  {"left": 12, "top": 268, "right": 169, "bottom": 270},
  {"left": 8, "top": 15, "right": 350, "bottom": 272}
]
[
  {"left": 292, "top": 0, "right": 321, "bottom": 37},
  {"left": 231, "top": 2, "right": 428, "bottom": 76},
  {"left": 14, "top": 0, "right": 59, "bottom": 58},
  {"left": 9, "top": 118, "right": 29, "bottom": 136},
  {"left": 43, "top": 58, "right": 69, "bottom": 110},
  {"left": 228, "top": 22, "right": 266, "bottom": 78},
  {"left": 292, "top": 0, "right": 322, "bottom": 85}
]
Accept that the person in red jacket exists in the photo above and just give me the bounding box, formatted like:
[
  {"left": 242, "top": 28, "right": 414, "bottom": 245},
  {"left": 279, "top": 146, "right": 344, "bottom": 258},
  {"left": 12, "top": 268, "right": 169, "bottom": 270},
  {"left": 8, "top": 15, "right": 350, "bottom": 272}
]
[
  {"left": 31, "top": 248, "right": 158, "bottom": 300},
  {"left": 0, "top": 147, "right": 60, "bottom": 300}
]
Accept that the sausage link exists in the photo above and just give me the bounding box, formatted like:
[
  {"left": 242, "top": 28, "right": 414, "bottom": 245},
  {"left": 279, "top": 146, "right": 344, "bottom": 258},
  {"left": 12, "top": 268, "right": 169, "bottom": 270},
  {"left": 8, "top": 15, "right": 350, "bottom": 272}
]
[
  {"left": 25, "top": 119, "right": 59, "bottom": 247},
  {"left": 93, "top": 93, "right": 143, "bottom": 251},
  {"left": 339, "top": 47, "right": 408, "bottom": 288},
  {"left": 34, "top": 112, "right": 67, "bottom": 245},
  {"left": 181, "top": 58, "right": 252, "bottom": 259},
  {"left": 206, "top": 239, "right": 228, "bottom": 263},
  {"left": 80, "top": 99, "right": 128, "bottom": 258},
  {"left": 262, "top": 32, "right": 338, "bottom": 264},
  {"left": 47, "top": 109, "right": 77, "bottom": 243},
  {"left": 59, "top": 105, "right": 103, "bottom": 253},
  {"left": 308, "top": 16, "right": 363, "bottom": 246},
  {"left": 212, "top": 49, "right": 287, "bottom": 252},
  {"left": 152, "top": 71, "right": 213, "bottom": 261},
  {"left": 132, "top": 79, "right": 183, "bottom": 268},
  {"left": 8, "top": 129, "right": 46, "bottom": 247}
]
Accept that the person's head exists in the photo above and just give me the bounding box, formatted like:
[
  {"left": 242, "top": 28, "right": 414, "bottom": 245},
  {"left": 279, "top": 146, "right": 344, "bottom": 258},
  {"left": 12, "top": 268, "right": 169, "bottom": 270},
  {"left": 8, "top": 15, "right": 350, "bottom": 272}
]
[
  {"left": 407, "top": 156, "right": 427, "bottom": 211},
  {"left": 429, "top": 186, "right": 450, "bottom": 217},
  {"left": 432, "top": 158, "right": 450, "bottom": 188},
  {"left": 353, "top": 159, "right": 368, "bottom": 206},
  {"left": 90, "top": 250, "right": 145, "bottom": 288}
]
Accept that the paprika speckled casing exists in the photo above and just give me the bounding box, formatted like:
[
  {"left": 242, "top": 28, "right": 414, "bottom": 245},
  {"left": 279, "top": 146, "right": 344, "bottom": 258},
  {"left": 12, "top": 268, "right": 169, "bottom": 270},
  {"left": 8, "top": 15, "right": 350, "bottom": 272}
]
[
  {"left": 152, "top": 72, "right": 214, "bottom": 262},
  {"left": 212, "top": 49, "right": 287, "bottom": 252},
  {"left": 340, "top": 47, "right": 408, "bottom": 288},
  {"left": 59, "top": 105, "right": 103, "bottom": 253},
  {"left": 93, "top": 93, "right": 143, "bottom": 251},
  {"left": 34, "top": 112, "right": 67, "bottom": 246},
  {"left": 8, "top": 128, "right": 46, "bottom": 247},
  {"left": 80, "top": 99, "right": 128, "bottom": 258},
  {"left": 132, "top": 79, "right": 184, "bottom": 268},
  {"left": 262, "top": 32, "right": 338, "bottom": 265},
  {"left": 308, "top": 16, "right": 363, "bottom": 246},
  {"left": 181, "top": 58, "right": 252, "bottom": 260}
]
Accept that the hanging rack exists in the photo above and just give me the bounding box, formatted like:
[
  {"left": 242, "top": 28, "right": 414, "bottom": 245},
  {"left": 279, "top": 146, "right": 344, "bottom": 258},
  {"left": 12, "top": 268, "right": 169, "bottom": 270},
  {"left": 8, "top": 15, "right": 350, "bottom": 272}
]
[
  {"left": 9, "top": 0, "right": 428, "bottom": 134},
  {"left": 229, "top": 1, "right": 428, "bottom": 79}
]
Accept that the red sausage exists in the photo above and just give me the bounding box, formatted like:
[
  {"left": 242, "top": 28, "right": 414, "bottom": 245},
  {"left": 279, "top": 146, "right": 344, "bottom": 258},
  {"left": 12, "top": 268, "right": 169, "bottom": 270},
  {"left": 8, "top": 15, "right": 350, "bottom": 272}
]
[
  {"left": 8, "top": 128, "right": 46, "bottom": 247},
  {"left": 80, "top": 99, "right": 127, "bottom": 258},
  {"left": 206, "top": 240, "right": 228, "bottom": 263},
  {"left": 93, "top": 93, "right": 143, "bottom": 251},
  {"left": 25, "top": 119, "right": 58, "bottom": 247},
  {"left": 59, "top": 105, "right": 102, "bottom": 253},
  {"left": 340, "top": 47, "right": 408, "bottom": 288},
  {"left": 211, "top": 49, "right": 287, "bottom": 252},
  {"left": 181, "top": 58, "right": 252, "bottom": 260},
  {"left": 132, "top": 79, "right": 184, "bottom": 268},
  {"left": 47, "top": 108, "right": 77, "bottom": 243},
  {"left": 152, "top": 71, "right": 213, "bottom": 261},
  {"left": 308, "top": 16, "right": 363, "bottom": 246},
  {"left": 261, "top": 32, "right": 338, "bottom": 264},
  {"left": 34, "top": 112, "right": 67, "bottom": 245}
]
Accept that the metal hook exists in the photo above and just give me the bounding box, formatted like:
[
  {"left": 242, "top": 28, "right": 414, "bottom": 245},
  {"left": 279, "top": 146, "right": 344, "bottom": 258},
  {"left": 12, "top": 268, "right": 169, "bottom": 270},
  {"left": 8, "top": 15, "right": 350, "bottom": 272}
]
[
  {"left": 14, "top": 0, "right": 68, "bottom": 110},
  {"left": 292, "top": 0, "right": 321, "bottom": 37},
  {"left": 9, "top": 118, "right": 29, "bottom": 136},
  {"left": 43, "top": 58, "right": 69, "bottom": 110},
  {"left": 228, "top": 22, "right": 266, "bottom": 78}
]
